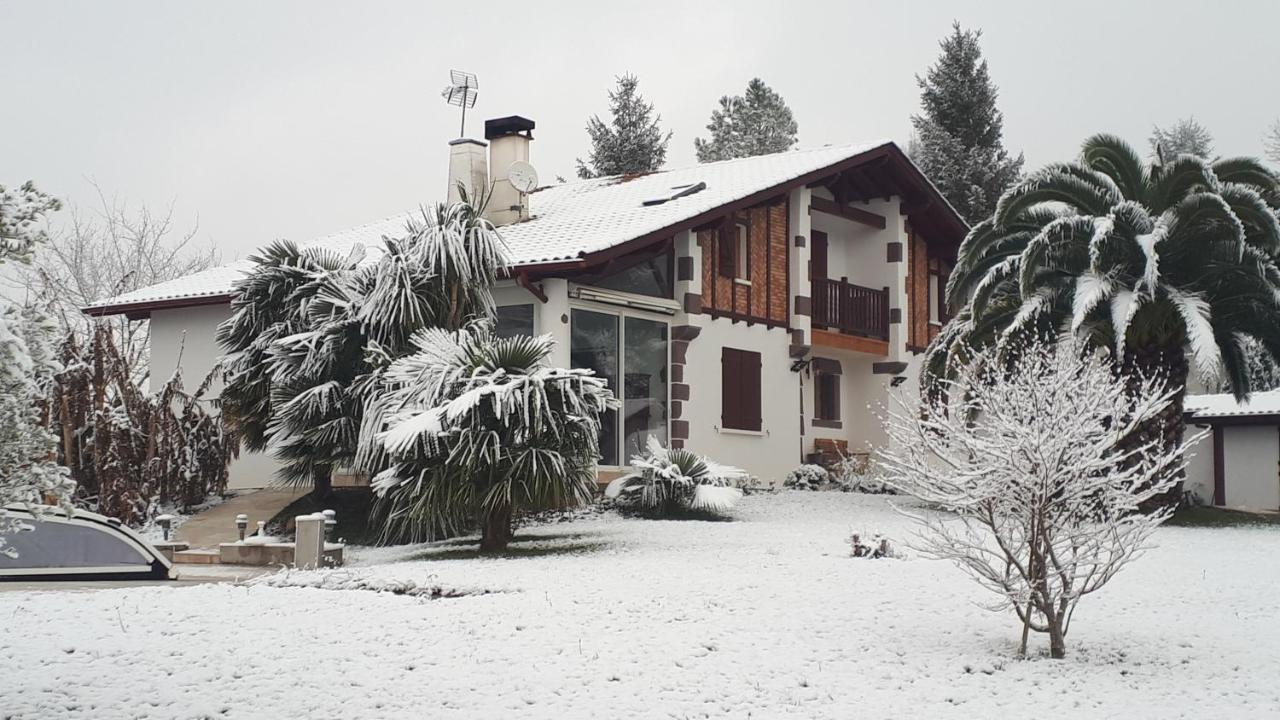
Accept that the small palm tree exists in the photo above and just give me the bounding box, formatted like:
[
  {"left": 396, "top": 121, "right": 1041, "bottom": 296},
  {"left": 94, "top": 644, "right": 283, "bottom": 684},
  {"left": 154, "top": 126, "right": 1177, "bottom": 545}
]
[
  {"left": 368, "top": 323, "right": 617, "bottom": 552},
  {"left": 604, "top": 437, "right": 747, "bottom": 517},
  {"left": 932, "top": 134, "right": 1280, "bottom": 502}
]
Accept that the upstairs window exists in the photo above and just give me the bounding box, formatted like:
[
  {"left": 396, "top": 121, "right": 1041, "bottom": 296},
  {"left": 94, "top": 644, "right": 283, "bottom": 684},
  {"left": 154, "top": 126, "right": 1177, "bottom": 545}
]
[{"left": 716, "top": 218, "right": 751, "bottom": 281}]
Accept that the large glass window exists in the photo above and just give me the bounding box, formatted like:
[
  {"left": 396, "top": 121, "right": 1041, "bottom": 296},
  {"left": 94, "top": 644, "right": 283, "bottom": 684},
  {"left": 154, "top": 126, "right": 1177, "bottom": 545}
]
[
  {"left": 577, "top": 247, "right": 673, "bottom": 299},
  {"left": 570, "top": 309, "right": 669, "bottom": 466},
  {"left": 495, "top": 304, "right": 534, "bottom": 338},
  {"left": 570, "top": 309, "right": 620, "bottom": 466},
  {"left": 622, "top": 317, "right": 668, "bottom": 460}
]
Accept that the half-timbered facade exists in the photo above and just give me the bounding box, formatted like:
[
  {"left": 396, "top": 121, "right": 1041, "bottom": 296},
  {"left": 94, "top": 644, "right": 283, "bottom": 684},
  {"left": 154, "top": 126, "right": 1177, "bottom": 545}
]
[{"left": 87, "top": 119, "right": 966, "bottom": 487}]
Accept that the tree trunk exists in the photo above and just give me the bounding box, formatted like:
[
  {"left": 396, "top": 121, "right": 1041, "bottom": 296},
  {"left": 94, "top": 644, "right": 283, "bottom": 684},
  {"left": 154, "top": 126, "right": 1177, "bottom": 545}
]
[
  {"left": 1047, "top": 617, "right": 1067, "bottom": 659},
  {"left": 311, "top": 465, "right": 334, "bottom": 501},
  {"left": 1122, "top": 339, "right": 1189, "bottom": 512},
  {"left": 479, "top": 504, "right": 513, "bottom": 553}
]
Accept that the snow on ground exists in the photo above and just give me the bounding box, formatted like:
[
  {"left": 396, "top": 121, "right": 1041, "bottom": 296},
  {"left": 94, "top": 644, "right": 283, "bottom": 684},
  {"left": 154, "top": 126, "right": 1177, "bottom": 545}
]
[{"left": 1, "top": 492, "right": 1278, "bottom": 719}]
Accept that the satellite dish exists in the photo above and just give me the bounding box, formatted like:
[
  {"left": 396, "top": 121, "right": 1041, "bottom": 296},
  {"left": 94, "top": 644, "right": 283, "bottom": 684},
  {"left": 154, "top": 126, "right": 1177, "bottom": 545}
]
[{"left": 508, "top": 161, "right": 539, "bottom": 194}]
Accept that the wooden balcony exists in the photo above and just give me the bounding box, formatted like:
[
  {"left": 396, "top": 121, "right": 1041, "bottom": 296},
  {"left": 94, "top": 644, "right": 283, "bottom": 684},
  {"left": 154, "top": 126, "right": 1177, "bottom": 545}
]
[{"left": 812, "top": 277, "right": 890, "bottom": 340}]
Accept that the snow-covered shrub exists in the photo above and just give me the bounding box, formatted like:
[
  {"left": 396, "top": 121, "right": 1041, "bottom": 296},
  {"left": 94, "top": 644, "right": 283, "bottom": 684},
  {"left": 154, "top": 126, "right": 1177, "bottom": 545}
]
[
  {"left": 879, "top": 337, "right": 1196, "bottom": 659},
  {"left": 849, "top": 532, "right": 893, "bottom": 559},
  {"left": 368, "top": 324, "right": 616, "bottom": 552},
  {"left": 47, "top": 323, "right": 237, "bottom": 525},
  {"left": 783, "top": 464, "right": 830, "bottom": 491},
  {"left": 605, "top": 438, "right": 746, "bottom": 517},
  {"left": 0, "top": 303, "right": 75, "bottom": 557},
  {"left": 833, "top": 454, "right": 894, "bottom": 494}
]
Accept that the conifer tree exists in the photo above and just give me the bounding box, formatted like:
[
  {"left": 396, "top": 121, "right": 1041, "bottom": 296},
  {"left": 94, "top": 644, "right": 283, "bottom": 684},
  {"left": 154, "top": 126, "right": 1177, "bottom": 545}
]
[
  {"left": 909, "top": 23, "right": 1023, "bottom": 223},
  {"left": 694, "top": 78, "right": 798, "bottom": 163},
  {"left": 576, "top": 74, "right": 672, "bottom": 179}
]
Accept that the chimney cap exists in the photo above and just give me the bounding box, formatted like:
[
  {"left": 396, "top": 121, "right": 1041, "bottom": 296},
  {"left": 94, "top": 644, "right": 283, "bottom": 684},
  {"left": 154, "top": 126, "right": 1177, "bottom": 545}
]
[{"left": 485, "top": 115, "right": 535, "bottom": 140}]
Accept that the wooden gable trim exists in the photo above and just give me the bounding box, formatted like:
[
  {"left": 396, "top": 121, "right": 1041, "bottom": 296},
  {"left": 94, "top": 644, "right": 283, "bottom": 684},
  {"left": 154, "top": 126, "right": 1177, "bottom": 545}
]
[{"left": 808, "top": 196, "right": 887, "bottom": 229}]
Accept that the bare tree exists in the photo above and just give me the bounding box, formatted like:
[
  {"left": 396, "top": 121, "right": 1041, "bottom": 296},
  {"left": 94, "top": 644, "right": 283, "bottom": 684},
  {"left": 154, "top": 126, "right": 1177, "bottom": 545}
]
[
  {"left": 879, "top": 338, "right": 1198, "bottom": 659},
  {"left": 1267, "top": 119, "right": 1280, "bottom": 164},
  {"left": 9, "top": 183, "right": 217, "bottom": 382}
]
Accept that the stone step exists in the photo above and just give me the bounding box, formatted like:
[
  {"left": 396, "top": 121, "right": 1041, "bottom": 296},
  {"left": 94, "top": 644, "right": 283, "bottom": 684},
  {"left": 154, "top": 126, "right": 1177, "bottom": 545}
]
[{"left": 172, "top": 549, "right": 221, "bottom": 565}]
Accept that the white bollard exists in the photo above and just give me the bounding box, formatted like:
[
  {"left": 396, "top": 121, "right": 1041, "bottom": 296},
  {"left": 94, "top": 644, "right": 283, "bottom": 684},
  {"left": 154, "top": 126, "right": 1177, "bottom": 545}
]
[{"left": 294, "top": 513, "right": 326, "bottom": 569}]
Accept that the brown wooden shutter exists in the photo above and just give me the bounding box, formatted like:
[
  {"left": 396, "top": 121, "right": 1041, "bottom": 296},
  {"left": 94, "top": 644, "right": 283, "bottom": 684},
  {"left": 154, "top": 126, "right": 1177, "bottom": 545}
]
[
  {"left": 717, "top": 225, "right": 735, "bottom": 280},
  {"left": 811, "top": 230, "right": 828, "bottom": 281},
  {"left": 722, "top": 347, "right": 762, "bottom": 431}
]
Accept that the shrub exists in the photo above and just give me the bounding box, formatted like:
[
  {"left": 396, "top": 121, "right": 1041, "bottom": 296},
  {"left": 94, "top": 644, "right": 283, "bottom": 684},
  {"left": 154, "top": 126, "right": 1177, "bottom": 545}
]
[
  {"left": 605, "top": 438, "right": 746, "bottom": 517},
  {"left": 783, "top": 464, "right": 831, "bottom": 491}
]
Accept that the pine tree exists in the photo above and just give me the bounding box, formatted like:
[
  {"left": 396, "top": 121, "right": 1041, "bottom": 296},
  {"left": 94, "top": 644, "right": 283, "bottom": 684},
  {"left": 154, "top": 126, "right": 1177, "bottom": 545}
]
[
  {"left": 694, "top": 78, "right": 798, "bottom": 163},
  {"left": 909, "top": 23, "right": 1023, "bottom": 223},
  {"left": 576, "top": 74, "right": 672, "bottom": 179},
  {"left": 1150, "top": 117, "right": 1214, "bottom": 160}
]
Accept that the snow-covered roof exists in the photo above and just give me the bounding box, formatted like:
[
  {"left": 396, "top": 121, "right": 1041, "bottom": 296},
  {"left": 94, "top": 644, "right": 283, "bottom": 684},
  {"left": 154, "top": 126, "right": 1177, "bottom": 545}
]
[
  {"left": 87, "top": 140, "right": 961, "bottom": 316},
  {"left": 1185, "top": 390, "right": 1280, "bottom": 419}
]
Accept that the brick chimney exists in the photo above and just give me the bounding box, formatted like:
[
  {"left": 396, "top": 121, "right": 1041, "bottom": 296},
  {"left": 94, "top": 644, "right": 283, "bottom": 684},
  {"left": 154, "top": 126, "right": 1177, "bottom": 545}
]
[{"left": 484, "top": 115, "right": 535, "bottom": 226}]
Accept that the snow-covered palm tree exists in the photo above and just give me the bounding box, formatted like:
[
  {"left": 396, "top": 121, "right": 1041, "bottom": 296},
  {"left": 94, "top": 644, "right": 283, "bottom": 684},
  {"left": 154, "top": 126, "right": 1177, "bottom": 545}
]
[
  {"left": 217, "top": 240, "right": 366, "bottom": 496},
  {"left": 368, "top": 323, "right": 616, "bottom": 551},
  {"left": 931, "top": 134, "right": 1280, "bottom": 501}
]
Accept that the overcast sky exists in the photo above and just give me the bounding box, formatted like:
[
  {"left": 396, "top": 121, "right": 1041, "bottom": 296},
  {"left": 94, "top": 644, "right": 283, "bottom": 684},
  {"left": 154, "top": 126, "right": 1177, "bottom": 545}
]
[{"left": 4, "top": 0, "right": 1279, "bottom": 266}]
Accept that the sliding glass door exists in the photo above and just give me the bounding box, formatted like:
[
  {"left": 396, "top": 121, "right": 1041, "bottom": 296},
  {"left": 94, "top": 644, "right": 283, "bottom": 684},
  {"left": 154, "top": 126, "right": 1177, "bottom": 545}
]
[{"left": 570, "top": 309, "right": 669, "bottom": 466}]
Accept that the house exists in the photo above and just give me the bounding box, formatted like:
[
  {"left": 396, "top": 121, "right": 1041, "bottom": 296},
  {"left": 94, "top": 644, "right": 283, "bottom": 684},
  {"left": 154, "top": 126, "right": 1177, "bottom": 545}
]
[
  {"left": 1184, "top": 391, "right": 1280, "bottom": 512},
  {"left": 85, "top": 115, "right": 967, "bottom": 489}
]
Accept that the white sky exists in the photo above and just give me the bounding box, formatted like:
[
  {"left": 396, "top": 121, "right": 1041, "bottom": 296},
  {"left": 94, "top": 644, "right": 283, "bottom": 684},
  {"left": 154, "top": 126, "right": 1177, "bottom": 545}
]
[{"left": 3, "top": 0, "right": 1278, "bottom": 264}]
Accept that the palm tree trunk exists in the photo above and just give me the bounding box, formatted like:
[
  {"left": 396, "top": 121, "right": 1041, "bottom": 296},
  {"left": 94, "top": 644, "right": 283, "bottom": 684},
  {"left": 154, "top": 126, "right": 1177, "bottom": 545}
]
[
  {"left": 1122, "top": 339, "right": 1189, "bottom": 511},
  {"left": 311, "top": 465, "right": 334, "bottom": 501},
  {"left": 479, "top": 504, "right": 513, "bottom": 553}
]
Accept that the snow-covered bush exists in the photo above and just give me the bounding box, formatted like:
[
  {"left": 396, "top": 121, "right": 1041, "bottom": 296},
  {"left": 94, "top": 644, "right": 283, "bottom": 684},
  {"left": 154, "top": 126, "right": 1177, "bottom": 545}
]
[
  {"left": 849, "top": 532, "right": 894, "bottom": 559},
  {"left": 47, "top": 323, "right": 237, "bottom": 525},
  {"left": 605, "top": 438, "right": 747, "bottom": 517},
  {"left": 833, "top": 454, "right": 894, "bottom": 494},
  {"left": 0, "top": 303, "right": 75, "bottom": 557},
  {"left": 879, "top": 337, "right": 1195, "bottom": 659},
  {"left": 783, "top": 464, "right": 830, "bottom": 491},
  {"left": 368, "top": 324, "right": 616, "bottom": 551}
]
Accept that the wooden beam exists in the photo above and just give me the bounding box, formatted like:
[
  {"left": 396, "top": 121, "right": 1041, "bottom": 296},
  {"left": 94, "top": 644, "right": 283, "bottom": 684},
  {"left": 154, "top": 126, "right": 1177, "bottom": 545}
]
[
  {"left": 809, "top": 196, "right": 887, "bottom": 229},
  {"left": 516, "top": 271, "right": 548, "bottom": 303},
  {"left": 811, "top": 329, "right": 889, "bottom": 356}
]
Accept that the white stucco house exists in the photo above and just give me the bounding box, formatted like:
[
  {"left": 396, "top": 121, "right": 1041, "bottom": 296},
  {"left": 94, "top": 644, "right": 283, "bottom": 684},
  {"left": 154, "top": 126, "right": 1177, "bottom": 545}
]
[
  {"left": 85, "top": 116, "right": 967, "bottom": 490},
  {"left": 1184, "top": 391, "right": 1280, "bottom": 512}
]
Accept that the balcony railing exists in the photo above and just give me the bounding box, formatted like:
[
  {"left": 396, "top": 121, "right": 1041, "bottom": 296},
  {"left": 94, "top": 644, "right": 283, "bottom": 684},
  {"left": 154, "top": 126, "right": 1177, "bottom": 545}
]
[{"left": 811, "top": 277, "right": 889, "bottom": 340}]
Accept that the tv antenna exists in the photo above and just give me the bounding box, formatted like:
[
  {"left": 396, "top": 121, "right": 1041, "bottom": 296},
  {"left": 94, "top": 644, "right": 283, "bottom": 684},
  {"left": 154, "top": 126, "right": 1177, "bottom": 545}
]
[{"left": 440, "top": 69, "right": 478, "bottom": 137}]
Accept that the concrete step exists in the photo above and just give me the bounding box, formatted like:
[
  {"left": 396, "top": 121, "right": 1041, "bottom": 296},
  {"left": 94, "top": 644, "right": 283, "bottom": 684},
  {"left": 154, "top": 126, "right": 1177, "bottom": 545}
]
[{"left": 172, "top": 549, "right": 221, "bottom": 565}]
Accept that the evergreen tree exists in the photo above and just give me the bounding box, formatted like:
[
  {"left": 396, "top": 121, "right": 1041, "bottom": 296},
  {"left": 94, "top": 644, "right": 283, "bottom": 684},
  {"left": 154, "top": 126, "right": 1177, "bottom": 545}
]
[
  {"left": 694, "top": 78, "right": 798, "bottom": 163},
  {"left": 576, "top": 74, "right": 672, "bottom": 179},
  {"left": 909, "top": 23, "right": 1023, "bottom": 223},
  {"left": 1150, "top": 117, "right": 1214, "bottom": 160},
  {"left": 0, "top": 180, "right": 74, "bottom": 555}
]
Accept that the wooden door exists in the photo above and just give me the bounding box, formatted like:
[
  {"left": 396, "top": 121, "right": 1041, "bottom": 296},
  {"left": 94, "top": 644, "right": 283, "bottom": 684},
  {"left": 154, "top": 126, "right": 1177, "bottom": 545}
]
[{"left": 811, "top": 230, "right": 828, "bottom": 281}]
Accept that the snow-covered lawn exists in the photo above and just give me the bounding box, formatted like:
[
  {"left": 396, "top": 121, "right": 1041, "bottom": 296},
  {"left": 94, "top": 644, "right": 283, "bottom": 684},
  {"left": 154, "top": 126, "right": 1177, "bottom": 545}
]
[{"left": 2, "top": 492, "right": 1278, "bottom": 719}]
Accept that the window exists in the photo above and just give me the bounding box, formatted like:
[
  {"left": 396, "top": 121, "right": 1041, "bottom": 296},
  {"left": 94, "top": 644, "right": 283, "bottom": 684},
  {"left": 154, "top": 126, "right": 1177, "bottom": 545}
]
[
  {"left": 721, "top": 347, "right": 762, "bottom": 431},
  {"left": 735, "top": 222, "right": 749, "bottom": 280},
  {"left": 494, "top": 304, "right": 534, "bottom": 338},
  {"left": 928, "top": 273, "right": 941, "bottom": 325},
  {"left": 815, "top": 373, "right": 840, "bottom": 424},
  {"left": 716, "top": 218, "right": 751, "bottom": 281},
  {"left": 571, "top": 308, "right": 669, "bottom": 466}
]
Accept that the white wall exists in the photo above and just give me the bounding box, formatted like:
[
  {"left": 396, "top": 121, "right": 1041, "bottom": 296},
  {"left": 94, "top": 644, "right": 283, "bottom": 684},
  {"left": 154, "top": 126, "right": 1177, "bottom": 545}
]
[
  {"left": 150, "top": 303, "right": 279, "bottom": 491},
  {"left": 1183, "top": 430, "right": 1215, "bottom": 504},
  {"left": 682, "top": 320, "right": 801, "bottom": 485},
  {"left": 1222, "top": 425, "right": 1280, "bottom": 511},
  {"left": 807, "top": 351, "right": 890, "bottom": 457}
]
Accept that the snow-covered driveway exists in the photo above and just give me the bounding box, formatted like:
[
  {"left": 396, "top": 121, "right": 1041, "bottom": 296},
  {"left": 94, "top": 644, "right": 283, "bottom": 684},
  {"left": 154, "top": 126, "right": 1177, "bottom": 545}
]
[{"left": 2, "top": 492, "right": 1277, "bottom": 719}]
